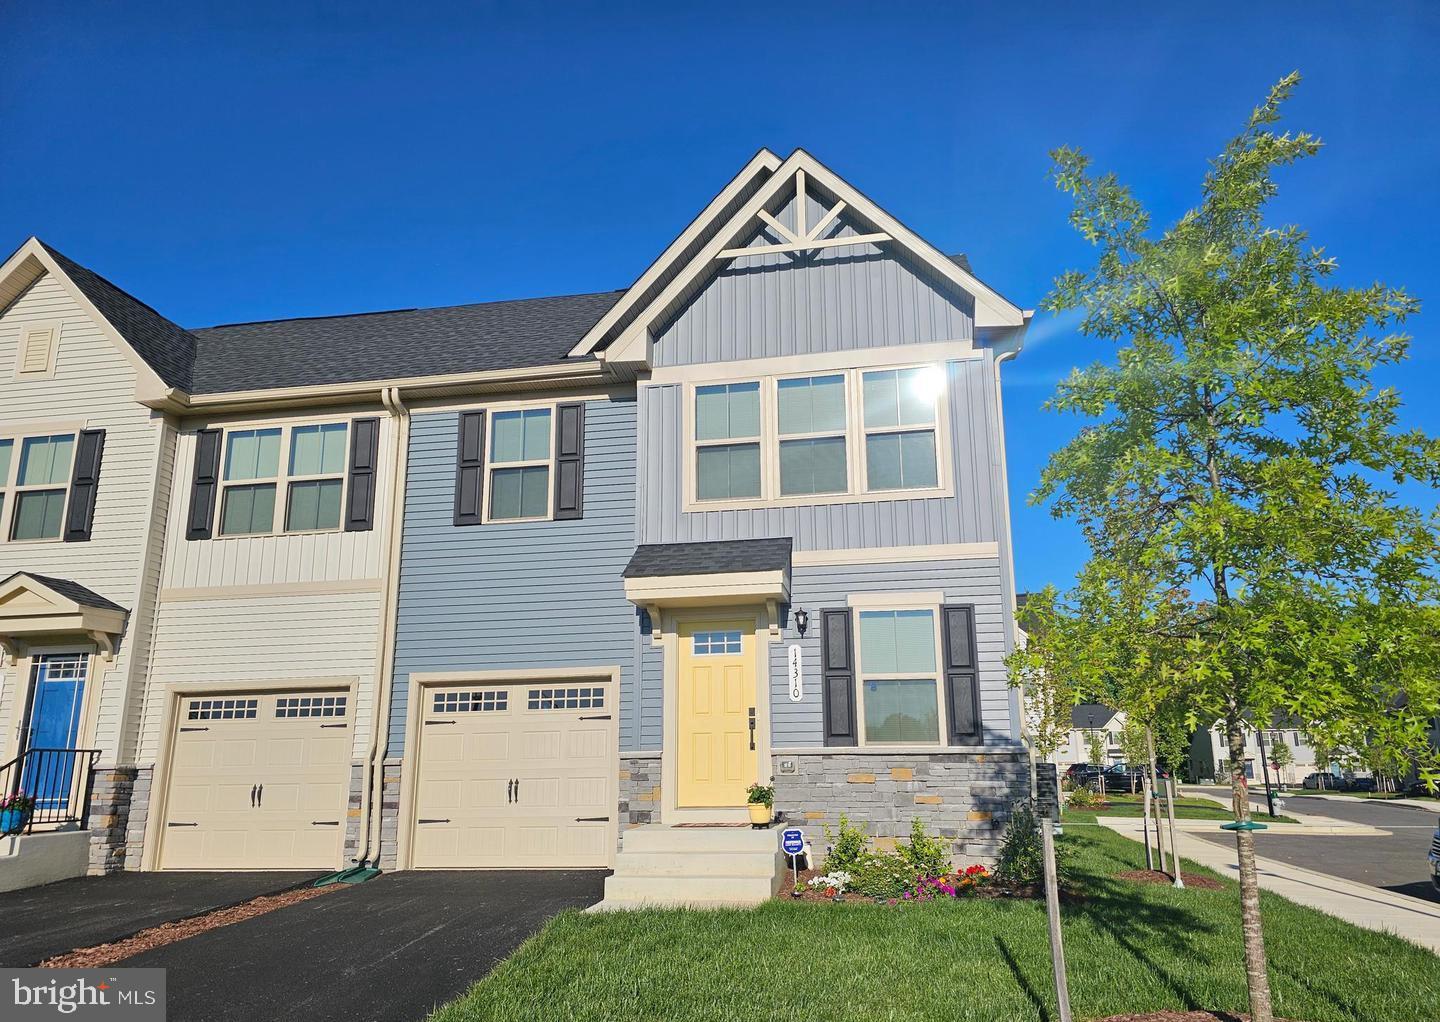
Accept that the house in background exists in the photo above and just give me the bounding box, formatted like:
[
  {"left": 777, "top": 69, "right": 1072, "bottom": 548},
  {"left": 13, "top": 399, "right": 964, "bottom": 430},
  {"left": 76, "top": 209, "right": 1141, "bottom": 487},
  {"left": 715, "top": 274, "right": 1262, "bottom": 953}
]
[
  {"left": 1189, "top": 723, "right": 1318, "bottom": 785},
  {"left": 0, "top": 148, "right": 1033, "bottom": 901},
  {"left": 1052, "top": 703, "right": 1126, "bottom": 768}
]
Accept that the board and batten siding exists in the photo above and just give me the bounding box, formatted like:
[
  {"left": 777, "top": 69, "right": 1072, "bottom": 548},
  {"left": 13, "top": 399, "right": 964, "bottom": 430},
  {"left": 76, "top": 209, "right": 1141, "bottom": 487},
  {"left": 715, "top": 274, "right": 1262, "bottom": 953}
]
[
  {"left": 651, "top": 188, "right": 974, "bottom": 367},
  {"left": 770, "top": 558, "right": 1017, "bottom": 748},
  {"left": 140, "top": 589, "right": 384, "bottom": 764},
  {"left": 388, "top": 397, "right": 642, "bottom": 755},
  {"left": 638, "top": 355, "right": 1003, "bottom": 550},
  {"left": 159, "top": 419, "right": 395, "bottom": 591},
  {"left": 0, "top": 273, "right": 168, "bottom": 764}
]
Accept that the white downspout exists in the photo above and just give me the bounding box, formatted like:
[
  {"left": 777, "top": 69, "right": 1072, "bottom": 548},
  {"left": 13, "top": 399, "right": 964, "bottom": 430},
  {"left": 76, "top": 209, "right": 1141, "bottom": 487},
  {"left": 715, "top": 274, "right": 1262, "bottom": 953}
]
[{"left": 355, "top": 385, "right": 409, "bottom": 868}]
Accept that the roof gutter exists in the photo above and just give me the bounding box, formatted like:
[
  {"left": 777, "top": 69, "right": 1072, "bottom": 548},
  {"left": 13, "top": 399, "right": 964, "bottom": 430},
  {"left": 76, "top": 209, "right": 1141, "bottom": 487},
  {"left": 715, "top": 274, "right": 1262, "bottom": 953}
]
[{"left": 141, "top": 358, "right": 611, "bottom": 415}]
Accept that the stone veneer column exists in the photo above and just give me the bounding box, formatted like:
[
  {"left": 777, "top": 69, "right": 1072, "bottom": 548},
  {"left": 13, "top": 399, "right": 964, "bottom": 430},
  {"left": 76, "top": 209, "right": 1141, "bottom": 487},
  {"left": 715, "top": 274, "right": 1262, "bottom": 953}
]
[
  {"left": 87, "top": 766, "right": 138, "bottom": 874},
  {"left": 617, "top": 755, "right": 661, "bottom": 845}
]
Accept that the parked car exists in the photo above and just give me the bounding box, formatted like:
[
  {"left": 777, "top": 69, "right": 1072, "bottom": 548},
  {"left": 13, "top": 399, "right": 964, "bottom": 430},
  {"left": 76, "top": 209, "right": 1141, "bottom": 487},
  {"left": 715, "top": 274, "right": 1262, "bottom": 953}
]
[
  {"left": 1065, "top": 763, "right": 1104, "bottom": 788},
  {"left": 1096, "top": 763, "right": 1145, "bottom": 794},
  {"left": 1302, "top": 772, "right": 1341, "bottom": 790},
  {"left": 1429, "top": 823, "right": 1440, "bottom": 895},
  {"left": 1341, "top": 776, "right": 1378, "bottom": 793}
]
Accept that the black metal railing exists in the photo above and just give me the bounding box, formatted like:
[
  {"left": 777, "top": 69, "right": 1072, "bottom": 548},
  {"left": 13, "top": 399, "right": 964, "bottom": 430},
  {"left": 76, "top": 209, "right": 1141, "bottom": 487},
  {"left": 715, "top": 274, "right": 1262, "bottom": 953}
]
[{"left": 1, "top": 747, "right": 101, "bottom": 833}]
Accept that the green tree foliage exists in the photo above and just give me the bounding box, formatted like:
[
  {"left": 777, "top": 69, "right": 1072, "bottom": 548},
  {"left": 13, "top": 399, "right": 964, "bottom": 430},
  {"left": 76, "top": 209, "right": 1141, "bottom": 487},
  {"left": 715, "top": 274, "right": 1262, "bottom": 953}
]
[{"left": 1036, "top": 73, "right": 1440, "bottom": 1021}]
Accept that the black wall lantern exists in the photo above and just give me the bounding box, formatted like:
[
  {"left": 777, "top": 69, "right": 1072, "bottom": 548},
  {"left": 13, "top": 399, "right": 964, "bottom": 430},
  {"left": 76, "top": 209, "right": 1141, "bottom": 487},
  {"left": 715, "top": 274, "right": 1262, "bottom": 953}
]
[{"left": 793, "top": 607, "right": 809, "bottom": 637}]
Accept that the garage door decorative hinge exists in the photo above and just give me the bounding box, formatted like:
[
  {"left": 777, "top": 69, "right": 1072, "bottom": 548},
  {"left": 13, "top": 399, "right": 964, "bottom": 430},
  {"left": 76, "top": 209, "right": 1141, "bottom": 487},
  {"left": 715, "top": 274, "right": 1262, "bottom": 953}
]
[
  {"left": 575, "top": 816, "right": 610, "bottom": 823},
  {"left": 167, "top": 822, "right": 198, "bottom": 827},
  {"left": 417, "top": 818, "right": 450, "bottom": 824},
  {"left": 179, "top": 726, "right": 209, "bottom": 732},
  {"left": 424, "top": 720, "right": 456, "bottom": 726},
  {"left": 579, "top": 714, "right": 611, "bottom": 721},
  {"left": 311, "top": 820, "right": 340, "bottom": 826}
]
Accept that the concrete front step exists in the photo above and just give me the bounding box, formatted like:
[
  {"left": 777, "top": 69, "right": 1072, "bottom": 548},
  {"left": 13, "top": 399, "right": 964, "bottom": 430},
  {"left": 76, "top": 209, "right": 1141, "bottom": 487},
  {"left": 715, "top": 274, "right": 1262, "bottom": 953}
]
[
  {"left": 602, "top": 873, "right": 779, "bottom": 906},
  {"left": 597, "top": 824, "right": 787, "bottom": 909}
]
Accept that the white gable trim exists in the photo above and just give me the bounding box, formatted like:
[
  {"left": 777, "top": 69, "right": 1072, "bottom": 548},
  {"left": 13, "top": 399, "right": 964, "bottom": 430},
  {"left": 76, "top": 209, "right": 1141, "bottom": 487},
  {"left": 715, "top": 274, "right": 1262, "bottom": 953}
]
[
  {"left": 0, "top": 237, "right": 176, "bottom": 404},
  {"left": 0, "top": 574, "right": 128, "bottom": 665},
  {"left": 575, "top": 149, "right": 1026, "bottom": 365},
  {"left": 567, "top": 149, "right": 783, "bottom": 358}
]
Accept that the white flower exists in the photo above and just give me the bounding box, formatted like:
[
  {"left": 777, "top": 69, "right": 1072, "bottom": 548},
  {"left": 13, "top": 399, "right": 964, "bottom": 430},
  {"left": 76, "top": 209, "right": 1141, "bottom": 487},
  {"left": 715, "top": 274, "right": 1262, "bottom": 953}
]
[{"left": 808, "top": 870, "right": 853, "bottom": 892}]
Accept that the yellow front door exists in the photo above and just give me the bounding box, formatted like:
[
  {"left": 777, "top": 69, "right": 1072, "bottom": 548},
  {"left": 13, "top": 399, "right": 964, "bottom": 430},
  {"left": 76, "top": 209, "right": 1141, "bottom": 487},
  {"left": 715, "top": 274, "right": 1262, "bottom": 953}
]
[{"left": 677, "top": 621, "right": 756, "bottom": 808}]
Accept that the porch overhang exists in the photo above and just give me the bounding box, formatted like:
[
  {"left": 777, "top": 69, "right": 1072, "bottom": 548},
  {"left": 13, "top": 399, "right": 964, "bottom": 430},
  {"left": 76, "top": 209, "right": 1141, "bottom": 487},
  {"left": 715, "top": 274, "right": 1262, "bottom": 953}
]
[
  {"left": 622, "top": 538, "right": 793, "bottom": 638},
  {"left": 0, "top": 573, "right": 128, "bottom": 666}
]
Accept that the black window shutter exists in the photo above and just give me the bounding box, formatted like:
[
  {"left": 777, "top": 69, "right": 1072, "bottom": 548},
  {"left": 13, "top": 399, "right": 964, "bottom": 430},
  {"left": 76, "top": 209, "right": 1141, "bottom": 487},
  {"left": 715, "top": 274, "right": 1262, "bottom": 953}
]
[
  {"left": 941, "top": 604, "right": 983, "bottom": 744},
  {"left": 553, "top": 402, "right": 585, "bottom": 520},
  {"left": 345, "top": 417, "right": 381, "bottom": 532},
  {"left": 453, "top": 411, "right": 486, "bottom": 526},
  {"left": 186, "top": 428, "right": 223, "bottom": 541},
  {"left": 821, "top": 609, "right": 858, "bottom": 747},
  {"left": 62, "top": 428, "right": 106, "bottom": 542}
]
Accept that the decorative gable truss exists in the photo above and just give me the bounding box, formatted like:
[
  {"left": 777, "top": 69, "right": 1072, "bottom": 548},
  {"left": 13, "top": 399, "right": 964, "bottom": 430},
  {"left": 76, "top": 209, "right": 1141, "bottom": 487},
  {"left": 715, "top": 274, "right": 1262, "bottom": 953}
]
[
  {"left": 570, "top": 148, "right": 1029, "bottom": 368},
  {"left": 0, "top": 572, "right": 128, "bottom": 666}
]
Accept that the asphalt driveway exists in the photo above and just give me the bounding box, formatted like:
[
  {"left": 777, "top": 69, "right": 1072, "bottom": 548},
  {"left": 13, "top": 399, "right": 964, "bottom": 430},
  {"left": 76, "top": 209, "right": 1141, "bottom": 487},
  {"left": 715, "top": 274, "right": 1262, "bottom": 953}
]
[
  {"left": 124, "top": 869, "right": 606, "bottom": 1022},
  {"left": 0, "top": 871, "right": 322, "bottom": 966}
]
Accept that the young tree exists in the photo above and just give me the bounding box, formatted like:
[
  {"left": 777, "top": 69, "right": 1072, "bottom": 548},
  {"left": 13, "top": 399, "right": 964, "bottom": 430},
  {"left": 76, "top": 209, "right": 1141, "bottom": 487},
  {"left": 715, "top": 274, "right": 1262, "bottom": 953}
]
[
  {"left": 1268, "top": 738, "right": 1293, "bottom": 784},
  {"left": 1085, "top": 730, "right": 1106, "bottom": 768},
  {"left": 1036, "top": 73, "right": 1440, "bottom": 1021},
  {"left": 1008, "top": 586, "right": 1079, "bottom": 763}
]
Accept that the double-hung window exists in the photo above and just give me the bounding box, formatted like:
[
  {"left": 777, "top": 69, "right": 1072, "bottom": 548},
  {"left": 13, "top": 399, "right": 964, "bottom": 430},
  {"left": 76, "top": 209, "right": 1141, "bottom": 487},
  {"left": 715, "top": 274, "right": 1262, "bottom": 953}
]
[
  {"left": 777, "top": 374, "right": 848, "bottom": 496},
  {"left": 856, "top": 608, "right": 943, "bottom": 745},
  {"left": 219, "top": 421, "right": 348, "bottom": 536},
  {"left": 0, "top": 433, "right": 76, "bottom": 541},
  {"left": 688, "top": 362, "right": 946, "bottom": 508},
  {"left": 861, "top": 367, "right": 940, "bottom": 491},
  {"left": 489, "top": 408, "right": 552, "bottom": 521},
  {"left": 695, "top": 382, "right": 761, "bottom": 500}
]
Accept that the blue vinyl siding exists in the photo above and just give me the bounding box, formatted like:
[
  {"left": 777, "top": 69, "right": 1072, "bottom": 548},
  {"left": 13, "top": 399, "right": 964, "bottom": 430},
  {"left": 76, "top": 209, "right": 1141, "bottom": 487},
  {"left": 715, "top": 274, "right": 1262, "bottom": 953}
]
[{"left": 388, "top": 397, "right": 644, "bottom": 754}]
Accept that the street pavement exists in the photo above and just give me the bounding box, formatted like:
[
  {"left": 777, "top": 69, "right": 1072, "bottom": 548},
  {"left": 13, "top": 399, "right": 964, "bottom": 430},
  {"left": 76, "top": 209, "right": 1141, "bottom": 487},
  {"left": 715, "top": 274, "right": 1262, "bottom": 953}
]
[{"left": 1191, "top": 788, "right": 1438, "bottom": 903}]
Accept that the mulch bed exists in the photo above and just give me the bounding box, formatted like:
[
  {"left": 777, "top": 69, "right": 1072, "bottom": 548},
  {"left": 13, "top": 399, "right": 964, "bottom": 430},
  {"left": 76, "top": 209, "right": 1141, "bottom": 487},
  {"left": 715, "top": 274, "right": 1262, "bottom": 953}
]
[
  {"left": 40, "top": 883, "right": 340, "bottom": 968},
  {"left": 1091, "top": 1013, "right": 1304, "bottom": 1022},
  {"left": 777, "top": 867, "right": 1062, "bottom": 903},
  {"left": 1116, "top": 868, "right": 1225, "bottom": 891}
]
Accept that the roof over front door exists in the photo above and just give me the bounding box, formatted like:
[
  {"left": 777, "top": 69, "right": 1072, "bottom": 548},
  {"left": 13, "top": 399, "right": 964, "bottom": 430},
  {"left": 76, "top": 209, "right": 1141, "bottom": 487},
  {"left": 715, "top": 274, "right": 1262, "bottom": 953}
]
[{"left": 0, "top": 572, "right": 128, "bottom": 665}]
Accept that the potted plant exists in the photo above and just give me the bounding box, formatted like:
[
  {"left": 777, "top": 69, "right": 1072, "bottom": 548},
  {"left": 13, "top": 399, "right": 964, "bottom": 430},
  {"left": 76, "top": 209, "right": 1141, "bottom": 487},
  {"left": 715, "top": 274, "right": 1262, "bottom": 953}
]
[
  {"left": 0, "top": 793, "right": 37, "bottom": 836},
  {"left": 746, "top": 783, "right": 774, "bottom": 827}
]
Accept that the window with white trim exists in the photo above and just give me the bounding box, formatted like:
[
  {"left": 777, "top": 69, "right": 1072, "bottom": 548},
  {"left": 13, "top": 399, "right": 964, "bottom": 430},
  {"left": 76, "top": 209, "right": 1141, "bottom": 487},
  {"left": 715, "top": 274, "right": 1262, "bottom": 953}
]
[
  {"left": 0, "top": 432, "right": 76, "bottom": 542},
  {"left": 695, "top": 382, "right": 761, "bottom": 500},
  {"left": 688, "top": 363, "right": 946, "bottom": 508},
  {"left": 777, "top": 374, "right": 847, "bottom": 496},
  {"left": 693, "top": 630, "right": 743, "bottom": 655},
  {"left": 861, "top": 367, "right": 940, "bottom": 491},
  {"left": 488, "top": 408, "right": 553, "bottom": 521},
  {"left": 433, "top": 690, "right": 509, "bottom": 713},
  {"left": 276, "top": 695, "right": 348, "bottom": 719},
  {"left": 218, "top": 421, "right": 349, "bottom": 536},
  {"left": 856, "top": 608, "right": 942, "bottom": 745},
  {"left": 187, "top": 697, "right": 258, "bottom": 721},
  {"left": 528, "top": 686, "right": 604, "bottom": 710}
]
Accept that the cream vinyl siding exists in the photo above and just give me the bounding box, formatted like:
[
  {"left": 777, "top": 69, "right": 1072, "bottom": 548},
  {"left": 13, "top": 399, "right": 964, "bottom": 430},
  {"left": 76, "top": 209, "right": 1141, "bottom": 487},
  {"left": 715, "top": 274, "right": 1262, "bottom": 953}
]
[
  {"left": 0, "top": 273, "right": 168, "bottom": 764},
  {"left": 141, "top": 591, "right": 383, "bottom": 766},
  {"left": 160, "top": 421, "right": 393, "bottom": 591}
]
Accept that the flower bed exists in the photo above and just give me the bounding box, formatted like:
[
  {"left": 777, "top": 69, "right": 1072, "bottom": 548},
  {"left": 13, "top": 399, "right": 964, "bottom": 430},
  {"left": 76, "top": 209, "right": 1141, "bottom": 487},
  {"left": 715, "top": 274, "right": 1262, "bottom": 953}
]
[{"left": 778, "top": 864, "right": 1046, "bottom": 904}]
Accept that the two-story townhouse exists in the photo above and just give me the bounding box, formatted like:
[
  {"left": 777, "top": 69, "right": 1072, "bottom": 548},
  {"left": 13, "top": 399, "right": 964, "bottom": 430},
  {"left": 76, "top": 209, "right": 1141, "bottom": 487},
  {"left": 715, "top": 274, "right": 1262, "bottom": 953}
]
[{"left": 1, "top": 148, "right": 1031, "bottom": 892}]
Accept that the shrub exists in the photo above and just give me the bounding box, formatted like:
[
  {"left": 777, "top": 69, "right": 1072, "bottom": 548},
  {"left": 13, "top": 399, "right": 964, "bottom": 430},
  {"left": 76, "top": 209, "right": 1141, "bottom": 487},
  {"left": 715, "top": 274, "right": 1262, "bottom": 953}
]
[
  {"left": 823, "top": 814, "right": 868, "bottom": 872},
  {"left": 899, "top": 817, "right": 950, "bottom": 878},
  {"left": 994, "top": 803, "right": 1070, "bottom": 886},
  {"left": 1066, "top": 786, "right": 1104, "bottom": 810},
  {"left": 849, "top": 853, "right": 916, "bottom": 899}
]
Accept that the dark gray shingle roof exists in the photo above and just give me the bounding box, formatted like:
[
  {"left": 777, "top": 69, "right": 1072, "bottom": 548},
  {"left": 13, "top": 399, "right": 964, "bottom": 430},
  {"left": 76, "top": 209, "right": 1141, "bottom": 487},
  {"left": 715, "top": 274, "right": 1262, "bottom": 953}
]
[
  {"left": 40, "top": 242, "right": 199, "bottom": 391},
  {"left": 623, "top": 538, "right": 793, "bottom": 578},
  {"left": 1072, "top": 703, "right": 1118, "bottom": 730},
  {"left": 187, "top": 290, "right": 623, "bottom": 394},
  {"left": 4, "top": 572, "right": 126, "bottom": 613}
]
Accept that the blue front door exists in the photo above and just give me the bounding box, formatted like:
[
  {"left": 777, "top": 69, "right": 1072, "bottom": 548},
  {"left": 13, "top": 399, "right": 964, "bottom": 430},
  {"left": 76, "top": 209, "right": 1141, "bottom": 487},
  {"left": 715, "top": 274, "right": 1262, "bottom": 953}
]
[{"left": 21, "top": 654, "right": 88, "bottom": 810}]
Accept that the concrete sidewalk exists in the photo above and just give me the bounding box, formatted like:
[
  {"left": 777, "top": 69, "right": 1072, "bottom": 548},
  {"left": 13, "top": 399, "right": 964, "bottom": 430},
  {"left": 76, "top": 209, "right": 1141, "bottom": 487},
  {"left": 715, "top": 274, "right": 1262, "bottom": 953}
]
[
  {"left": 1180, "top": 784, "right": 1440, "bottom": 815},
  {"left": 1101, "top": 818, "right": 1440, "bottom": 954}
]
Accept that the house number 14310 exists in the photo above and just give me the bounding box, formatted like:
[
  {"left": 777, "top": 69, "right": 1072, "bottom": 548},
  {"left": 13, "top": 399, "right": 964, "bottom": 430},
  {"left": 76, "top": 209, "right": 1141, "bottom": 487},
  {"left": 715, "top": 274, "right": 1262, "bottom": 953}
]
[{"left": 787, "top": 644, "right": 803, "bottom": 702}]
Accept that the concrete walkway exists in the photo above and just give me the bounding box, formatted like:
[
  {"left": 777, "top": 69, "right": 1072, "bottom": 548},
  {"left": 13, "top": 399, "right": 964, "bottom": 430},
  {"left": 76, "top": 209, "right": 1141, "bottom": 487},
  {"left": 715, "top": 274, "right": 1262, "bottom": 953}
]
[{"left": 1100, "top": 818, "right": 1440, "bottom": 954}]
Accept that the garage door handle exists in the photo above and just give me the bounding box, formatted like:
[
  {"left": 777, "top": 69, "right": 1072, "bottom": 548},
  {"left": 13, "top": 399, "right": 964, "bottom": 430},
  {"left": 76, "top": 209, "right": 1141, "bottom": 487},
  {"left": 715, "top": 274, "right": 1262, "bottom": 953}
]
[
  {"left": 311, "top": 820, "right": 340, "bottom": 826},
  {"left": 575, "top": 816, "right": 610, "bottom": 823},
  {"left": 507, "top": 779, "right": 514, "bottom": 803},
  {"left": 579, "top": 714, "right": 611, "bottom": 721},
  {"left": 256, "top": 784, "right": 262, "bottom": 807},
  {"left": 417, "top": 818, "right": 450, "bottom": 824},
  {"left": 250, "top": 784, "right": 257, "bottom": 807},
  {"left": 167, "top": 822, "right": 198, "bottom": 828}
]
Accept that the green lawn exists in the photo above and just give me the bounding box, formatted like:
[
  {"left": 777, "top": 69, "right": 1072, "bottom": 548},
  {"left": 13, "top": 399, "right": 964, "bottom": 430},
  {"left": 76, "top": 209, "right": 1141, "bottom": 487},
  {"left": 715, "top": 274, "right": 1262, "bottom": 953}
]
[
  {"left": 428, "top": 822, "right": 1439, "bottom": 1022},
  {"left": 1082, "top": 794, "right": 1299, "bottom": 824}
]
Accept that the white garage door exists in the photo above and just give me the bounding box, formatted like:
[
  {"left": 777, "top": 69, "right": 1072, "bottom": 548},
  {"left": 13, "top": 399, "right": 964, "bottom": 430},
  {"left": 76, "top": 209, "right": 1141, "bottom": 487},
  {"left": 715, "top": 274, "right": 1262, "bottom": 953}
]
[
  {"left": 412, "top": 681, "right": 617, "bottom": 868},
  {"left": 160, "top": 690, "right": 352, "bottom": 870}
]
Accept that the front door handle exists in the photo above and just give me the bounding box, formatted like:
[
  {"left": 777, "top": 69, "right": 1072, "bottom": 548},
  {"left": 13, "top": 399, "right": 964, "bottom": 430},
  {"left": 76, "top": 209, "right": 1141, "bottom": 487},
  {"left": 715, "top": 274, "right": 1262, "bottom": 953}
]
[{"left": 748, "top": 707, "right": 757, "bottom": 751}]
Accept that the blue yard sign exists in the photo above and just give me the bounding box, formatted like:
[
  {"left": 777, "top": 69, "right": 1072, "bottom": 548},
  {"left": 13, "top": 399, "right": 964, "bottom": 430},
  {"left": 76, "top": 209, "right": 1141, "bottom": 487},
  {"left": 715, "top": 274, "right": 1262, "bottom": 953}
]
[{"left": 780, "top": 828, "right": 804, "bottom": 856}]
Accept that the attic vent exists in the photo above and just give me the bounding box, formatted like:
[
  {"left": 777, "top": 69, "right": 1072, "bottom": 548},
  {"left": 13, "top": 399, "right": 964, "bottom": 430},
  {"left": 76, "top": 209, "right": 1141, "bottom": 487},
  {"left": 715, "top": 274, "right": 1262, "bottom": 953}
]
[{"left": 16, "top": 325, "right": 57, "bottom": 378}]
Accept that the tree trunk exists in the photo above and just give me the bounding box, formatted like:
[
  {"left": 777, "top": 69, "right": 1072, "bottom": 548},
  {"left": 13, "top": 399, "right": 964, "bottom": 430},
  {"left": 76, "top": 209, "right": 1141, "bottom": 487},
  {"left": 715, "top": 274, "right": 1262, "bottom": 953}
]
[
  {"left": 1146, "top": 727, "right": 1166, "bottom": 874},
  {"left": 1228, "top": 722, "right": 1273, "bottom": 1022},
  {"left": 1141, "top": 771, "right": 1155, "bottom": 870}
]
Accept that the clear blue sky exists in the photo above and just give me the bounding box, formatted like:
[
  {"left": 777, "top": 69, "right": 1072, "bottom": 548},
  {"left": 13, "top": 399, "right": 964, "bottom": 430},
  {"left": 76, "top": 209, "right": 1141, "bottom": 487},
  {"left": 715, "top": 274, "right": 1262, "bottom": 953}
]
[{"left": 3, "top": 2, "right": 1437, "bottom": 593}]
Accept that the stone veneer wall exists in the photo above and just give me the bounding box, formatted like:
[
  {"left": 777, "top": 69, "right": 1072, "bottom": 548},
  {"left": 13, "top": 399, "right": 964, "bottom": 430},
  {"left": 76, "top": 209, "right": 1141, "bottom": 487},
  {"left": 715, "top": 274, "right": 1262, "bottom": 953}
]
[
  {"left": 771, "top": 750, "right": 1028, "bottom": 864},
  {"left": 88, "top": 766, "right": 138, "bottom": 874},
  {"left": 377, "top": 758, "right": 402, "bottom": 870},
  {"left": 618, "top": 755, "right": 661, "bottom": 838}
]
